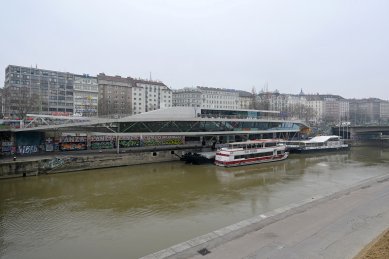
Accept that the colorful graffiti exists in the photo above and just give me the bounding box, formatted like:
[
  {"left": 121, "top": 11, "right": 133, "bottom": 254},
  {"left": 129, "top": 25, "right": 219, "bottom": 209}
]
[
  {"left": 90, "top": 135, "right": 115, "bottom": 142},
  {"left": 60, "top": 143, "right": 87, "bottom": 151},
  {"left": 142, "top": 136, "right": 185, "bottom": 146},
  {"left": 60, "top": 136, "right": 87, "bottom": 143},
  {"left": 90, "top": 135, "right": 115, "bottom": 150},
  {"left": 60, "top": 135, "right": 87, "bottom": 151},
  {"left": 119, "top": 139, "right": 140, "bottom": 148},
  {"left": 90, "top": 141, "right": 114, "bottom": 150},
  {"left": 119, "top": 136, "right": 140, "bottom": 148}
]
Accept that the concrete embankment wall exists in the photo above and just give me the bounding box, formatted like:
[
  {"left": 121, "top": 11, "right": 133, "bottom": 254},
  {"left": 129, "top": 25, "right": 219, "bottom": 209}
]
[
  {"left": 348, "top": 139, "right": 389, "bottom": 147},
  {"left": 0, "top": 148, "right": 194, "bottom": 179}
]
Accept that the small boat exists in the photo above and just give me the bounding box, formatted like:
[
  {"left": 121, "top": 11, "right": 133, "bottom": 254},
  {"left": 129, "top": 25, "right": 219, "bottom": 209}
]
[
  {"left": 285, "top": 135, "right": 350, "bottom": 153},
  {"left": 181, "top": 151, "right": 216, "bottom": 164},
  {"left": 214, "top": 139, "right": 288, "bottom": 167}
]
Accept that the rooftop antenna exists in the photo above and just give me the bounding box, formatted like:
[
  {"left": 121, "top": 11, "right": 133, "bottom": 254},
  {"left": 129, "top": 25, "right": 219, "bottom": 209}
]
[{"left": 149, "top": 72, "right": 152, "bottom": 81}]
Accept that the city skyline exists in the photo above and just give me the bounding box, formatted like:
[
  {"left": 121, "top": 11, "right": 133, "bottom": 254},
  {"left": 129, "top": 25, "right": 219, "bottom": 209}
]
[{"left": 1, "top": 0, "right": 388, "bottom": 99}]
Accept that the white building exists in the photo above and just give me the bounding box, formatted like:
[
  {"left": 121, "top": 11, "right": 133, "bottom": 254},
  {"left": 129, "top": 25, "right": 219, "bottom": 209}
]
[
  {"left": 173, "top": 86, "right": 245, "bottom": 110},
  {"left": 74, "top": 75, "right": 98, "bottom": 117},
  {"left": 133, "top": 79, "right": 172, "bottom": 113},
  {"left": 172, "top": 88, "right": 202, "bottom": 107}
]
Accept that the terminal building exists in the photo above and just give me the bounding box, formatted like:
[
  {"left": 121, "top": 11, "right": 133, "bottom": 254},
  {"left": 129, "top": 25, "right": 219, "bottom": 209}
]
[{"left": 0, "top": 107, "right": 308, "bottom": 156}]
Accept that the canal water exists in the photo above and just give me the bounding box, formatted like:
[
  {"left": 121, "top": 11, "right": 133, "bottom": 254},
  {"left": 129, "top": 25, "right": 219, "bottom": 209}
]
[{"left": 1, "top": 147, "right": 389, "bottom": 259}]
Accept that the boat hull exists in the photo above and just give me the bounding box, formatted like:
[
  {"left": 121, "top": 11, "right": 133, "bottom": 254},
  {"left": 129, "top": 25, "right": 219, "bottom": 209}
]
[
  {"left": 181, "top": 152, "right": 215, "bottom": 165},
  {"left": 289, "top": 146, "right": 350, "bottom": 154},
  {"left": 215, "top": 152, "right": 289, "bottom": 167}
]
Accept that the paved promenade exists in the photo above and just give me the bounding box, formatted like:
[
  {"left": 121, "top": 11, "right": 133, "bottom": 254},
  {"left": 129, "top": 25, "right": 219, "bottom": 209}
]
[
  {"left": 142, "top": 174, "right": 389, "bottom": 259},
  {"left": 191, "top": 175, "right": 389, "bottom": 259}
]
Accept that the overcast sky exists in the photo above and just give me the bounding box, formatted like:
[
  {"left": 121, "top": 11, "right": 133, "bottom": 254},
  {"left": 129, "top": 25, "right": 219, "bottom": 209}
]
[{"left": 1, "top": 0, "right": 388, "bottom": 99}]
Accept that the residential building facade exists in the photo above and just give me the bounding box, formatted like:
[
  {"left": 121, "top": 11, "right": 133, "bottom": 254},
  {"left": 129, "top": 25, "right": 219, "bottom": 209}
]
[
  {"left": 237, "top": 90, "right": 253, "bottom": 109},
  {"left": 74, "top": 75, "right": 98, "bottom": 116},
  {"left": 306, "top": 95, "right": 324, "bottom": 124},
  {"left": 349, "top": 98, "right": 389, "bottom": 124},
  {"left": 4, "top": 65, "right": 75, "bottom": 117},
  {"left": 172, "top": 88, "right": 202, "bottom": 107},
  {"left": 97, "top": 73, "right": 133, "bottom": 116},
  {"left": 0, "top": 88, "right": 3, "bottom": 117},
  {"left": 173, "top": 86, "right": 244, "bottom": 110},
  {"left": 133, "top": 79, "right": 172, "bottom": 113}
]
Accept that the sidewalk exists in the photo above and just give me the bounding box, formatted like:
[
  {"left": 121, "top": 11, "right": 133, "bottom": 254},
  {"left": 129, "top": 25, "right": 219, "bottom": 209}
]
[
  {"left": 190, "top": 176, "right": 389, "bottom": 259},
  {"left": 141, "top": 174, "right": 389, "bottom": 259}
]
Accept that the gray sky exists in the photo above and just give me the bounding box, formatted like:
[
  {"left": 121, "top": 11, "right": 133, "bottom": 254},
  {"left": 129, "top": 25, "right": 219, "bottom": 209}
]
[{"left": 1, "top": 0, "right": 388, "bottom": 99}]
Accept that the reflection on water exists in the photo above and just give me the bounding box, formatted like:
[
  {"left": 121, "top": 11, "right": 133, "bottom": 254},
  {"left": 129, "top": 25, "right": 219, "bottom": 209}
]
[{"left": 0, "top": 147, "right": 388, "bottom": 259}]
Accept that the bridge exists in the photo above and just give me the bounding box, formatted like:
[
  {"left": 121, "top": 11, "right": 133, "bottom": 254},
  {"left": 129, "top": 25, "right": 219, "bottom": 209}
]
[{"left": 332, "top": 125, "right": 389, "bottom": 140}]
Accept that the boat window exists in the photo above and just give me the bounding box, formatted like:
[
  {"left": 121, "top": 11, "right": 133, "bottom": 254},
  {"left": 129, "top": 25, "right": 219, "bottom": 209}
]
[{"left": 265, "top": 142, "right": 276, "bottom": 147}]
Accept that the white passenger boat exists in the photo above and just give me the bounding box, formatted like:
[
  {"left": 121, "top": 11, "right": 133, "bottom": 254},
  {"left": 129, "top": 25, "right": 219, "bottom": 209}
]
[
  {"left": 214, "top": 139, "right": 288, "bottom": 167},
  {"left": 285, "top": 135, "right": 350, "bottom": 153}
]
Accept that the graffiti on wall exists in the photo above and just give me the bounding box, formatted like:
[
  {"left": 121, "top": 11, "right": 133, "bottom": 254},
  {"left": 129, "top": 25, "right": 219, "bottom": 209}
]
[
  {"left": 90, "top": 135, "right": 115, "bottom": 142},
  {"left": 1, "top": 142, "right": 13, "bottom": 153},
  {"left": 45, "top": 138, "right": 54, "bottom": 152},
  {"left": 60, "top": 136, "right": 87, "bottom": 143},
  {"left": 17, "top": 145, "right": 38, "bottom": 154},
  {"left": 90, "top": 141, "right": 114, "bottom": 150},
  {"left": 60, "top": 143, "right": 87, "bottom": 151},
  {"left": 60, "top": 136, "right": 87, "bottom": 151},
  {"left": 142, "top": 136, "right": 185, "bottom": 146},
  {"left": 119, "top": 136, "right": 140, "bottom": 148},
  {"left": 90, "top": 135, "right": 115, "bottom": 150},
  {"left": 41, "top": 157, "right": 74, "bottom": 171}
]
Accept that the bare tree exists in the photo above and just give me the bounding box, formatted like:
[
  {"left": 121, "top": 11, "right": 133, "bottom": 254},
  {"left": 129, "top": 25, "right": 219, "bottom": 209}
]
[
  {"left": 288, "top": 103, "right": 316, "bottom": 123},
  {"left": 249, "top": 86, "right": 257, "bottom": 109},
  {"left": 9, "top": 86, "right": 39, "bottom": 119}
]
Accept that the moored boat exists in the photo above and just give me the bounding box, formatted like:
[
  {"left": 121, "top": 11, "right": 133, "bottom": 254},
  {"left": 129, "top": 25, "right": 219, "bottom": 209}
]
[
  {"left": 285, "top": 135, "right": 350, "bottom": 153},
  {"left": 214, "top": 139, "right": 288, "bottom": 167},
  {"left": 181, "top": 151, "right": 216, "bottom": 164}
]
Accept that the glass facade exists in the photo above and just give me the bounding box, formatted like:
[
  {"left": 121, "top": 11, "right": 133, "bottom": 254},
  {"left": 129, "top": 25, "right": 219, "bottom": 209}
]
[{"left": 119, "top": 120, "right": 301, "bottom": 133}]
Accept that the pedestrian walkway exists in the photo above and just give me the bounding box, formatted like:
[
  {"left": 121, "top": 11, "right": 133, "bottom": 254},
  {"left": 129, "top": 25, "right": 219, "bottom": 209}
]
[
  {"left": 190, "top": 176, "right": 389, "bottom": 259},
  {"left": 141, "top": 175, "right": 389, "bottom": 259}
]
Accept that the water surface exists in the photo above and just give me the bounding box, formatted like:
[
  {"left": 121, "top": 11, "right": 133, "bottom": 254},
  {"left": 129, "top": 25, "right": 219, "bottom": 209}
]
[{"left": 1, "top": 147, "right": 388, "bottom": 258}]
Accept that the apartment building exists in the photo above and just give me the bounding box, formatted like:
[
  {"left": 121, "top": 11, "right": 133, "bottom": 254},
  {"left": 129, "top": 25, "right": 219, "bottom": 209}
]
[
  {"left": 172, "top": 88, "right": 202, "bottom": 107},
  {"left": 237, "top": 90, "right": 253, "bottom": 109},
  {"left": 97, "top": 73, "right": 133, "bottom": 116},
  {"left": 3, "top": 65, "right": 75, "bottom": 116},
  {"left": 0, "top": 88, "right": 3, "bottom": 117},
  {"left": 97, "top": 74, "right": 172, "bottom": 116},
  {"left": 133, "top": 79, "right": 172, "bottom": 113},
  {"left": 349, "top": 98, "right": 389, "bottom": 124},
  {"left": 306, "top": 95, "right": 324, "bottom": 123},
  {"left": 73, "top": 75, "right": 98, "bottom": 116},
  {"left": 173, "top": 86, "right": 243, "bottom": 110}
]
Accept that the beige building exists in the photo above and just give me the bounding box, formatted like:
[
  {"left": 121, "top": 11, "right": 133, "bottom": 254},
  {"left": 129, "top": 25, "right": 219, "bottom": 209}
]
[
  {"left": 97, "top": 74, "right": 133, "bottom": 116},
  {"left": 173, "top": 86, "right": 250, "bottom": 110},
  {"left": 237, "top": 90, "right": 253, "bottom": 109}
]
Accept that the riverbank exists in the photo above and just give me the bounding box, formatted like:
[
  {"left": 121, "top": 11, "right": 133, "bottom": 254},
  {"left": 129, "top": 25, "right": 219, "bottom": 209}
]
[
  {"left": 354, "top": 229, "right": 389, "bottom": 259},
  {"left": 141, "top": 174, "right": 389, "bottom": 259},
  {"left": 0, "top": 144, "right": 201, "bottom": 179}
]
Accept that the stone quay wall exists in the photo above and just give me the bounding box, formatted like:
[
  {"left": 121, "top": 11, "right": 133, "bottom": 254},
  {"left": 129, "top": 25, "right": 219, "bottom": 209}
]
[{"left": 0, "top": 148, "right": 195, "bottom": 179}]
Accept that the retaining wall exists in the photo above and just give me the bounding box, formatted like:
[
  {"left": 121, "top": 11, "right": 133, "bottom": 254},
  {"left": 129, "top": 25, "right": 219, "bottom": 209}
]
[{"left": 0, "top": 149, "right": 193, "bottom": 179}]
